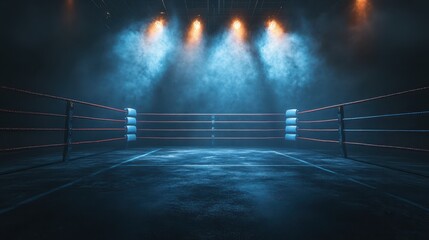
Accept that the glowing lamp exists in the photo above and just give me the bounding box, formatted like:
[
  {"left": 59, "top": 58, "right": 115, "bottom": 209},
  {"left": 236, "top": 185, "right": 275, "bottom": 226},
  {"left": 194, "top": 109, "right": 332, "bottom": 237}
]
[
  {"left": 193, "top": 20, "right": 201, "bottom": 30},
  {"left": 233, "top": 20, "right": 242, "bottom": 30},
  {"left": 268, "top": 20, "right": 277, "bottom": 31},
  {"left": 155, "top": 20, "right": 163, "bottom": 30}
]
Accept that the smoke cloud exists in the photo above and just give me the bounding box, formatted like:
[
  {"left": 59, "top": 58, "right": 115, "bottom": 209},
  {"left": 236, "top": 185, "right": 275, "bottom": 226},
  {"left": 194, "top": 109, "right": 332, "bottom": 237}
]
[
  {"left": 257, "top": 31, "right": 319, "bottom": 92},
  {"left": 86, "top": 17, "right": 324, "bottom": 112},
  {"left": 105, "top": 19, "right": 181, "bottom": 103}
]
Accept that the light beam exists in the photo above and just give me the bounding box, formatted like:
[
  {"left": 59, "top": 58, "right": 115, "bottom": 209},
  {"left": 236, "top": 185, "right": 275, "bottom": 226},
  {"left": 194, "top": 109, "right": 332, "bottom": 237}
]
[
  {"left": 266, "top": 19, "right": 284, "bottom": 37},
  {"left": 353, "top": 0, "right": 371, "bottom": 27},
  {"left": 147, "top": 18, "right": 166, "bottom": 39},
  {"left": 231, "top": 19, "right": 246, "bottom": 41},
  {"left": 187, "top": 19, "right": 203, "bottom": 45}
]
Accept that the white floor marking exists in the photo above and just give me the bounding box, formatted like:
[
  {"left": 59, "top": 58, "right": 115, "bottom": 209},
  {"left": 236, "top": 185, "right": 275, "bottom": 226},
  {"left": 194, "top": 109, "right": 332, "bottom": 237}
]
[
  {"left": 272, "top": 151, "right": 429, "bottom": 213},
  {"left": 0, "top": 149, "right": 161, "bottom": 215},
  {"left": 123, "top": 164, "right": 336, "bottom": 167}
]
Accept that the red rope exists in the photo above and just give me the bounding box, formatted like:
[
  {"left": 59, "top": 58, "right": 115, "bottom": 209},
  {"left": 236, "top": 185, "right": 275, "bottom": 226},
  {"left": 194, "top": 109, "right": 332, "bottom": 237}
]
[
  {"left": 0, "top": 86, "right": 125, "bottom": 113},
  {"left": 299, "top": 86, "right": 429, "bottom": 114},
  {"left": 299, "top": 119, "right": 337, "bottom": 124},
  {"left": 138, "top": 113, "right": 284, "bottom": 116},
  {"left": 0, "top": 128, "right": 125, "bottom": 132},
  {"left": 297, "top": 137, "right": 339, "bottom": 144},
  {"left": 138, "top": 137, "right": 283, "bottom": 140},
  {"left": 0, "top": 137, "right": 125, "bottom": 152},
  {"left": 297, "top": 137, "right": 429, "bottom": 153},
  {"left": 71, "top": 137, "right": 125, "bottom": 145},
  {"left": 138, "top": 120, "right": 284, "bottom": 123},
  {"left": 73, "top": 128, "right": 124, "bottom": 131},
  {"left": 345, "top": 129, "right": 429, "bottom": 133},
  {"left": 0, "top": 108, "right": 66, "bottom": 118},
  {"left": 0, "top": 109, "right": 124, "bottom": 123},
  {"left": 299, "top": 129, "right": 338, "bottom": 132},
  {"left": 0, "top": 128, "right": 66, "bottom": 131},
  {"left": 138, "top": 128, "right": 284, "bottom": 132},
  {"left": 73, "top": 115, "right": 125, "bottom": 122},
  {"left": 0, "top": 143, "right": 66, "bottom": 152},
  {"left": 345, "top": 141, "right": 429, "bottom": 153}
]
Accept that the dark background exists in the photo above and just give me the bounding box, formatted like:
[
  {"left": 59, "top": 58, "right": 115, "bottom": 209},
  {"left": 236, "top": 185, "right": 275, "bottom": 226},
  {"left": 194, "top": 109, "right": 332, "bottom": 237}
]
[{"left": 0, "top": 0, "right": 428, "bottom": 155}]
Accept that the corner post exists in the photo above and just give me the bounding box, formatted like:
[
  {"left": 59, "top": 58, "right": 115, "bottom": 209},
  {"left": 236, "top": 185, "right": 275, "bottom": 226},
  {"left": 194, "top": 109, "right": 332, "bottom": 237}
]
[
  {"left": 125, "top": 108, "right": 137, "bottom": 147},
  {"left": 285, "top": 109, "right": 298, "bottom": 142},
  {"left": 338, "top": 106, "right": 348, "bottom": 158},
  {"left": 211, "top": 115, "right": 215, "bottom": 146},
  {"left": 63, "top": 101, "right": 74, "bottom": 161}
]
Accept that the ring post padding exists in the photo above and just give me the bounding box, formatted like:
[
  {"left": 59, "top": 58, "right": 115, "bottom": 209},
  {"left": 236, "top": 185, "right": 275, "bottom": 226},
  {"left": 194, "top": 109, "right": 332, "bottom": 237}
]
[
  {"left": 285, "top": 126, "right": 298, "bottom": 134},
  {"left": 286, "top": 109, "right": 298, "bottom": 118},
  {"left": 285, "top": 134, "right": 297, "bottom": 141},
  {"left": 125, "top": 108, "right": 137, "bottom": 117},
  {"left": 125, "top": 107, "right": 137, "bottom": 144},
  {"left": 126, "top": 117, "right": 137, "bottom": 125},
  {"left": 126, "top": 125, "right": 137, "bottom": 134},
  {"left": 285, "top": 118, "right": 297, "bottom": 125},
  {"left": 126, "top": 134, "right": 137, "bottom": 142},
  {"left": 285, "top": 109, "right": 299, "bottom": 141}
]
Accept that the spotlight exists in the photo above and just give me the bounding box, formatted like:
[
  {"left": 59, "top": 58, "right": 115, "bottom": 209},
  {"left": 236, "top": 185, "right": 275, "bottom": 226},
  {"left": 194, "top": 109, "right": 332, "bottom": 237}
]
[
  {"left": 230, "top": 19, "right": 246, "bottom": 40},
  {"left": 355, "top": 0, "right": 369, "bottom": 12},
  {"left": 154, "top": 20, "right": 164, "bottom": 30},
  {"left": 187, "top": 18, "right": 203, "bottom": 45},
  {"left": 266, "top": 19, "right": 284, "bottom": 37},
  {"left": 268, "top": 20, "right": 277, "bottom": 31},
  {"left": 233, "top": 20, "right": 242, "bottom": 30},
  {"left": 193, "top": 20, "right": 201, "bottom": 30},
  {"left": 146, "top": 18, "right": 165, "bottom": 39},
  {"left": 353, "top": 0, "right": 371, "bottom": 25}
]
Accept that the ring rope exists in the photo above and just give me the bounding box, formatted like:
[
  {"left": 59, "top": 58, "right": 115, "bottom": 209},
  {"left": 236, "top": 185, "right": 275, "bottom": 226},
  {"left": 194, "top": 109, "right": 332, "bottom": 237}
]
[
  {"left": 299, "top": 86, "right": 429, "bottom": 115},
  {"left": 297, "top": 137, "right": 339, "bottom": 144},
  {"left": 138, "top": 137, "right": 283, "bottom": 140},
  {"left": 345, "top": 141, "right": 429, "bottom": 153},
  {"left": 0, "top": 108, "right": 66, "bottom": 118},
  {"left": 0, "top": 128, "right": 126, "bottom": 132},
  {"left": 299, "top": 119, "right": 338, "bottom": 124},
  {"left": 0, "top": 137, "right": 125, "bottom": 153},
  {"left": 0, "top": 128, "right": 66, "bottom": 131},
  {"left": 0, "top": 143, "right": 67, "bottom": 152},
  {"left": 138, "top": 120, "right": 284, "bottom": 123},
  {"left": 138, "top": 128, "right": 284, "bottom": 132},
  {"left": 71, "top": 137, "right": 125, "bottom": 145},
  {"left": 138, "top": 113, "right": 284, "bottom": 116},
  {"left": 344, "top": 129, "right": 429, "bottom": 133},
  {"left": 298, "top": 129, "right": 338, "bottom": 132},
  {"left": 297, "top": 129, "right": 429, "bottom": 133},
  {"left": 0, "top": 86, "right": 125, "bottom": 113},
  {"left": 73, "top": 115, "right": 125, "bottom": 122},
  {"left": 297, "top": 137, "right": 429, "bottom": 153},
  {"left": 0, "top": 109, "right": 124, "bottom": 123},
  {"left": 344, "top": 110, "right": 429, "bottom": 121},
  {"left": 73, "top": 128, "right": 124, "bottom": 131}
]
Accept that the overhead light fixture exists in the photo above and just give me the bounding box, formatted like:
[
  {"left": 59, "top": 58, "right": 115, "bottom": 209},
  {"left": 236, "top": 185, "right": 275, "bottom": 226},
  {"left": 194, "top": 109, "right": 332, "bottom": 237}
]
[{"left": 232, "top": 20, "right": 242, "bottom": 30}]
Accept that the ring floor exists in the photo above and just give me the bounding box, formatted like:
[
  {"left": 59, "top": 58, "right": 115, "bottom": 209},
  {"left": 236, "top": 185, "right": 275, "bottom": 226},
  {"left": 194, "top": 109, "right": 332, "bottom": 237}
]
[{"left": 0, "top": 148, "right": 428, "bottom": 239}]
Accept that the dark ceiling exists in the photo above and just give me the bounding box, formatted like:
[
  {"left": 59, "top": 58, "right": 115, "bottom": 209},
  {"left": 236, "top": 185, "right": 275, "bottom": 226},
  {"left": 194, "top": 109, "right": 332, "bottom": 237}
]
[
  {"left": 1, "top": 0, "right": 428, "bottom": 106},
  {"left": 88, "top": 0, "right": 344, "bottom": 30}
]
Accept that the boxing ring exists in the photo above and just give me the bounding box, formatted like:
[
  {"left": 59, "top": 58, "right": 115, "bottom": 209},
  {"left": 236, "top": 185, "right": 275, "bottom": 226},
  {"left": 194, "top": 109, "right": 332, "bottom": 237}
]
[
  {"left": 1, "top": 85, "right": 429, "bottom": 238},
  {"left": 1, "top": 85, "right": 428, "bottom": 159}
]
